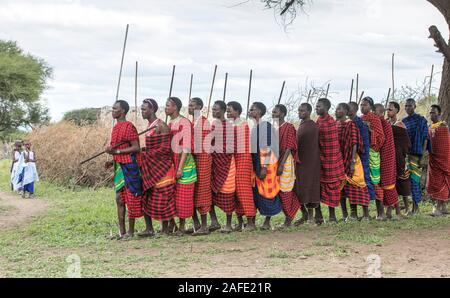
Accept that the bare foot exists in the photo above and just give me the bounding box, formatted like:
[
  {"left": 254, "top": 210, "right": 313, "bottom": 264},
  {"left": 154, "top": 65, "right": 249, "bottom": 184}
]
[
  {"left": 192, "top": 226, "right": 210, "bottom": 236},
  {"left": 208, "top": 223, "right": 221, "bottom": 232},
  {"left": 137, "top": 230, "right": 155, "bottom": 238}
]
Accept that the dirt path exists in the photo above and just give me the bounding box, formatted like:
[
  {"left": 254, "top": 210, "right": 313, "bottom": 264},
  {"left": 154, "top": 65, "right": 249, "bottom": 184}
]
[
  {"left": 0, "top": 191, "right": 48, "bottom": 229},
  {"left": 117, "top": 226, "right": 450, "bottom": 278}
]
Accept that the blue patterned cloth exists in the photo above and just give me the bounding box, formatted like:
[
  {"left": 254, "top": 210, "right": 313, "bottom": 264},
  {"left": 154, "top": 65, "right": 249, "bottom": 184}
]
[
  {"left": 403, "top": 113, "right": 431, "bottom": 156},
  {"left": 253, "top": 188, "right": 282, "bottom": 216},
  {"left": 119, "top": 154, "right": 143, "bottom": 196},
  {"left": 353, "top": 116, "right": 376, "bottom": 200}
]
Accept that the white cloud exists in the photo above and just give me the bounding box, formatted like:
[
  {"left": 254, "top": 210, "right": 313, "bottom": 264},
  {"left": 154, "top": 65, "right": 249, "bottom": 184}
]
[{"left": 0, "top": 0, "right": 447, "bottom": 120}]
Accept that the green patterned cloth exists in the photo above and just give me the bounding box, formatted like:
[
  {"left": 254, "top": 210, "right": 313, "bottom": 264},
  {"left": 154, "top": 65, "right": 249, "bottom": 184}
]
[
  {"left": 114, "top": 162, "right": 125, "bottom": 192},
  {"left": 407, "top": 154, "right": 422, "bottom": 183},
  {"left": 177, "top": 153, "right": 197, "bottom": 184},
  {"left": 369, "top": 148, "right": 381, "bottom": 185}
]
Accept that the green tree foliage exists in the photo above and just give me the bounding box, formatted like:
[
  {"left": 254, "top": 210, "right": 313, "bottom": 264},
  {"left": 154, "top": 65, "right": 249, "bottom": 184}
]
[
  {"left": 63, "top": 108, "right": 100, "bottom": 125},
  {"left": 0, "top": 40, "right": 52, "bottom": 132}
]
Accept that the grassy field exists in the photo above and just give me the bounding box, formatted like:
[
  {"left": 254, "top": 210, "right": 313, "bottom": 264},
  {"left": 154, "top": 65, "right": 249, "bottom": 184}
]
[{"left": 0, "top": 159, "right": 449, "bottom": 277}]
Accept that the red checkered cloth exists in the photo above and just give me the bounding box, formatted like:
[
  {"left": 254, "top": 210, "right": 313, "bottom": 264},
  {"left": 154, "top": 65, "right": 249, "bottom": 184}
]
[
  {"left": 317, "top": 114, "right": 345, "bottom": 183},
  {"left": 211, "top": 120, "right": 233, "bottom": 193},
  {"left": 193, "top": 153, "right": 212, "bottom": 215},
  {"left": 169, "top": 117, "right": 194, "bottom": 170},
  {"left": 428, "top": 123, "right": 450, "bottom": 201},
  {"left": 235, "top": 153, "right": 256, "bottom": 217},
  {"left": 338, "top": 120, "right": 369, "bottom": 207},
  {"left": 140, "top": 121, "right": 173, "bottom": 192},
  {"left": 175, "top": 183, "right": 195, "bottom": 219},
  {"left": 343, "top": 184, "right": 370, "bottom": 206},
  {"left": 317, "top": 114, "right": 345, "bottom": 207},
  {"left": 233, "top": 121, "right": 256, "bottom": 217},
  {"left": 379, "top": 116, "right": 398, "bottom": 206},
  {"left": 320, "top": 180, "right": 342, "bottom": 208},
  {"left": 193, "top": 116, "right": 212, "bottom": 154},
  {"left": 110, "top": 121, "right": 140, "bottom": 164},
  {"left": 362, "top": 112, "right": 385, "bottom": 152},
  {"left": 279, "top": 191, "right": 300, "bottom": 219},
  {"left": 119, "top": 186, "right": 143, "bottom": 219},
  {"left": 213, "top": 192, "right": 236, "bottom": 214},
  {"left": 279, "top": 122, "right": 298, "bottom": 160},
  {"left": 192, "top": 116, "right": 213, "bottom": 215},
  {"left": 337, "top": 120, "right": 364, "bottom": 172},
  {"left": 374, "top": 184, "right": 384, "bottom": 201},
  {"left": 142, "top": 183, "right": 176, "bottom": 221}
]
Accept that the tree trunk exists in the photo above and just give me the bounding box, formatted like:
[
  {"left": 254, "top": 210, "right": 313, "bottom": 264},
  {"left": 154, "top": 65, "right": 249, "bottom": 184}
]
[{"left": 427, "top": 0, "right": 450, "bottom": 123}]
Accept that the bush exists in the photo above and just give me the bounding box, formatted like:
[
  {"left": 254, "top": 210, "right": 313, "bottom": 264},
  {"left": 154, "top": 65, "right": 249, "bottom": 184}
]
[{"left": 27, "top": 121, "right": 112, "bottom": 188}]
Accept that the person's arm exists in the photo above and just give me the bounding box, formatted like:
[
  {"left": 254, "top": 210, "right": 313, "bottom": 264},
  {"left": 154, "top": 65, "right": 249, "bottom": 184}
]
[
  {"left": 419, "top": 119, "right": 429, "bottom": 166},
  {"left": 176, "top": 152, "right": 188, "bottom": 179},
  {"left": 12, "top": 151, "right": 18, "bottom": 163},
  {"left": 349, "top": 144, "right": 357, "bottom": 177},
  {"left": 111, "top": 140, "right": 140, "bottom": 155},
  {"left": 277, "top": 149, "right": 290, "bottom": 176}
]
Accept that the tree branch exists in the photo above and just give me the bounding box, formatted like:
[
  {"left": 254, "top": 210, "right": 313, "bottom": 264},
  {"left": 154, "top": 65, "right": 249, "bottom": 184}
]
[
  {"left": 427, "top": 0, "right": 450, "bottom": 21},
  {"left": 429, "top": 25, "right": 450, "bottom": 60},
  {"left": 281, "top": 0, "right": 295, "bottom": 15}
]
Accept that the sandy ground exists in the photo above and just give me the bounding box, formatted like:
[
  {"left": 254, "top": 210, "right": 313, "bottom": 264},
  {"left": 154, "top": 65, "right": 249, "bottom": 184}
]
[
  {"left": 0, "top": 191, "right": 48, "bottom": 229},
  {"left": 0, "top": 190, "right": 448, "bottom": 277}
]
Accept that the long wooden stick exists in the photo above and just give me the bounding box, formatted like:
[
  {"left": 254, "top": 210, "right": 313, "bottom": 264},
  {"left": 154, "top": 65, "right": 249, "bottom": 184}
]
[
  {"left": 357, "top": 91, "right": 365, "bottom": 106},
  {"left": 206, "top": 65, "right": 218, "bottom": 119},
  {"left": 385, "top": 88, "right": 392, "bottom": 109},
  {"left": 80, "top": 126, "right": 156, "bottom": 165},
  {"left": 325, "top": 83, "right": 330, "bottom": 98},
  {"left": 245, "top": 70, "right": 253, "bottom": 120},
  {"left": 277, "top": 81, "right": 286, "bottom": 105},
  {"left": 134, "top": 61, "right": 138, "bottom": 124},
  {"left": 115, "top": 24, "right": 129, "bottom": 101},
  {"left": 189, "top": 74, "right": 193, "bottom": 100},
  {"left": 223, "top": 72, "right": 228, "bottom": 102},
  {"left": 165, "top": 65, "right": 176, "bottom": 123},
  {"left": 391, "top": 53, "right": 395, "bottom": 100},
  {"left": 428, "top": 64, "right": 434, "bottom": 97},
  {"left": 349, "top": 79, "right": 354, "bottom": 103},
  {"left": 356, "top": 74, "right": 359, "bottom": 102}
]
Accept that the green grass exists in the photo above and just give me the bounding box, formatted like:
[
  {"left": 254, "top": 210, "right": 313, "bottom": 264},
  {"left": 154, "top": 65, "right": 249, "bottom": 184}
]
[{"left": 0, "top": 159, "right": 449, "bottom": 277}]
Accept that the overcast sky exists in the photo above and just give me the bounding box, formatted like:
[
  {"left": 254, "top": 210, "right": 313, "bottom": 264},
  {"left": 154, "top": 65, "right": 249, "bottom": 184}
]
[{"left": 1, "top": 0, "right": 447, "bottom": 121}]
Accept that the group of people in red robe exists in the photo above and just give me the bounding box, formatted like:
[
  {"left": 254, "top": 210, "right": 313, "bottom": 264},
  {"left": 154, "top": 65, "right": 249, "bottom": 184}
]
[{"left": 105, "top": 96, "right": 449, "bottom": 239}]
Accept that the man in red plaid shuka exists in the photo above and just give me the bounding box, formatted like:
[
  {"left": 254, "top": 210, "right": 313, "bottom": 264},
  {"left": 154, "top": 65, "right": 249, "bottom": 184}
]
[
  {"left": 315, "top": 98, "right": 346, "bottom": 223},
  {"left": 209, "top": 101, "right": 236, "bottom": 233},
  {"left": 227, "top": 101, "right": 257, "bottom": 231},
  {"left": 166, "top": 97, "right": 198, "bottom": 235},
  {"left": 106, "top": 100, "right": 143, "bottom": 240},
  {"left": 272, "top": 104, "right": 300, "bottom": 228},
  {"left": 375, "top": 104, "right": 399, "bottom": 219},
  {"left": 361, "top": 97, "right": 386, "bottom": 220},
  {"left": 188, "top": 97, "right": 213, "bottom": 236},
  {"left": 138, "top": 98, "right": 176, "bottom": 237},
  {"left": 428, "top": 105, "right": 450, "bottom": 216},
  {"left": 335, "top": 103, "right": 370, "bottom": 221}
]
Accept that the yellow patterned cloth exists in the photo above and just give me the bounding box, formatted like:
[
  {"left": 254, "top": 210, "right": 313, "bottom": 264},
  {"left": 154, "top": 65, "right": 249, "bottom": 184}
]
[{"left": 280, "top": 152, "right": 296, "bottom": 192}]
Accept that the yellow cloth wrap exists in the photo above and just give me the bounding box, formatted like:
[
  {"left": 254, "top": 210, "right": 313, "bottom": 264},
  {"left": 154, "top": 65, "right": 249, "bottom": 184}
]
[
  {"left": 280, "top": 152, "right": 296, "bottom": 192},
  {"left": 255, "top": 149, "right": 280, "bottom": 199},
  {"left": 346, "top": 154, "right": 367, "bottom": 188}
]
